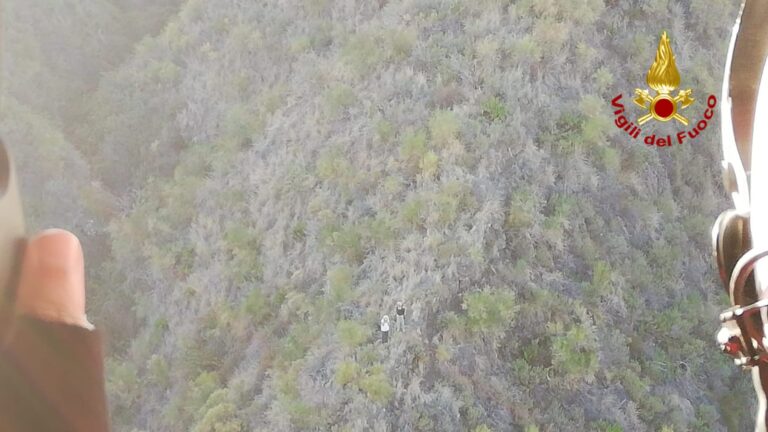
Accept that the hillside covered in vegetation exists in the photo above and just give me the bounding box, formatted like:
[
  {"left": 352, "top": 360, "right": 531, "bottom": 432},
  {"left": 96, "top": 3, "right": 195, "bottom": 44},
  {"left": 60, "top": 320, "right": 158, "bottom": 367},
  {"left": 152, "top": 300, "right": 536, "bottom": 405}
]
[{"left": 1, "top": 0, "right": 752, "bottom": 430}]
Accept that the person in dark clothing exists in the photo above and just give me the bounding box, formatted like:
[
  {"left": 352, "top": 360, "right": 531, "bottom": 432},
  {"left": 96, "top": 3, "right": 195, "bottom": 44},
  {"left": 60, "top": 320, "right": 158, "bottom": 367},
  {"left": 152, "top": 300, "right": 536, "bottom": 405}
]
[
  {"left": 395, "top": 301, "right": 405, "bottom": 332},
  {"left": 0, "top": 229, "right": 109, "bottom": 432},
  {"left": 380, "top": 315, "right": 390, "bottom": 343}
]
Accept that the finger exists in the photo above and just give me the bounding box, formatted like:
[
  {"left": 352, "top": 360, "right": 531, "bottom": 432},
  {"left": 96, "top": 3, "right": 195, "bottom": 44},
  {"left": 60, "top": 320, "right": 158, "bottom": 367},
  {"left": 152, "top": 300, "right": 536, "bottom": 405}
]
[{"left": 15, "top": 229, "right": 90, "bottom": 328}]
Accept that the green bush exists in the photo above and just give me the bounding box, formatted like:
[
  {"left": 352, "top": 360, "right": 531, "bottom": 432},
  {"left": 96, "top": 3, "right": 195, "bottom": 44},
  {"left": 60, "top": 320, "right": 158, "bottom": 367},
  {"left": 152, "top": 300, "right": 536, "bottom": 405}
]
[
  {"left": 400, "top": 128, "right": 429, "bottom": 174},
  {"left": 594, "top": 66, "right": 614, "bottom": 92},
  {"left": 532, "top": 19, "right": 569, "bottom": 54},
  {"left": 324, "top": 84, "right": 357, "bottom": 115},
  {"left": 481, "top": 96, "right": 507, "bottom": 121},
  {"left": 420, "top": 150, "right": 439, "bottom": 178},
  {"left": 429, "top": 110, "right": 461, "bottom": 147},
  {"left": 592, "top": 421, "right": 623, "bottom": 432},
  {"left": 417, "top": 413, "right": 435, "bottom": 430},
  {"left": 430, "top": 181, "right": 475, "bottom": 227},
  {"left": 328, "top": 265, "right": 354, "bottom": 304},
  {"left": 316, "top": 147, "right": 353, "bottom": 181},
  {"left": 335, "top": 360, "right": 361, "bottom": 386},
  {"left": 147, "top": 354, "right": 170, "bottom": 388},
  {"left": 357, "top": 345, "right": 379, "bottom": 367},
  {"left": 506, "top": 188, "right": 537, "bottom": 231},
  {"left": 289, "top": 35, "right": 312, "bottom": 54},
  {"left": 192, "top": 389, "right": 243, "bottom": 432},
  {"left": 276, "top": 366, "right": 301, "bottom": 399},
  {"left": 462, "top": 289, "right": 517, "bottom": 335},
  {"left": 435, "top": 239, "right": 462, "bottom": 264},
  {"left": 400, "top": 196, "right": 426, "bottom": 228},
  {"left": 388, "top": 28, "right": 417, "bottom": 60},
  {"left": 597, "top": 146, "right": 620, "bottom": 173},
  {"left": 561, "top": 0, "right": 603, "bottom": 24},
  {"left": 260, "top": 84, "right": 287, "bottom": 114},
  {"left": 648, "top": 239, "right": 681, "bottom": 279},
  {"left": 304, "top": 0, "right": 330, "bottom": 15},
  {"left": 292, "top": 221, "right": 307, "bottom": 241},
  {"left": 278, "top": 322, "right": 317, "bottom": 363},
  {"left": 358, "top": 367, "right": 394, "bottom": 404},
  {"left": 333, "top": 226, "right": 364, "bottom": 263},
  {"left": 375, "top": 119, "right": 394, "bottom": 143},
  {"left": 382, "top": 175, "right": 403, "bottom": 196},
  {"left": 184, "top": 372, "right": 221, "bottom": 420},
  {"left": 579, "top": 95, "right": 613, "bottom": 146},
  {"left": 223, "top": 223, "right": 263, "bottom": 284},
  {"left": 509, "top": 358, "right": 547, "bottom": 387},
  {"left": 361, "top": 215, "right": 396, "bottom": 248},
  {"left": 148, "top": 60, "right": 181, "bottom": 84},
  {"left": 584, "top": 260, "right": 612, "bottom": 301},
  {"left": 541, "top": 195, "right": 573, "bottom": 247},
  {"left": 243, "top": 287, "right": 269, "bottom": 323},
  {"left": 223, "top": 104, "right": 262, "bottom": 142},
  {"left": 192, "top": 402, "right": 243, "bottom": 432},
  {"left": 229, "top": 22, "right": 263, "bottom": 51},
  {"left": 180, "top": 325, "right": 226, "bottom": 376},
  {"left": 319, "top": 223, "right": 365, "bottom": 263},
  {"left": 475, "top": 36, "right": 499, "bottom": 64},
  {"left": 510, "top": 35, "right": 542, "bottom": 62},
  {"left": 284, "top": 398, "right": 326, "bottom": 429},
  {"left": 336, "top": 320, "right": 369, "bottom": 349},
  {"left": 550, "top": 324, "right": 599, "bottom": 383},
  {"left": 106, "top": 361, "right": 140, "bottom": 410},
  {"left": 342, "top": 32, "right": 384, "bottom": 74},
  {"left": 693, "top": 403, "right": 718, "bottom": 431}
]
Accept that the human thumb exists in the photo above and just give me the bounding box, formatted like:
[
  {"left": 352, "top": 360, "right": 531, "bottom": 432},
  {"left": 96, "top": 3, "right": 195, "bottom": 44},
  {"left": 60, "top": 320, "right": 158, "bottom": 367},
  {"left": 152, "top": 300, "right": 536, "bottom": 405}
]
[{"left": 15, "top": 229, "right": 91, "bottom": 328}]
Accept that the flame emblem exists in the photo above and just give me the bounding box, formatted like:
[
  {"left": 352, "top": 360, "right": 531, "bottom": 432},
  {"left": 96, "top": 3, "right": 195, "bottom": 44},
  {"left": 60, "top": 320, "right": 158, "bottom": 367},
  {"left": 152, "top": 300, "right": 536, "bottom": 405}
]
[{"left": 633, "top": 32, "right": 694, "bottom": 125}]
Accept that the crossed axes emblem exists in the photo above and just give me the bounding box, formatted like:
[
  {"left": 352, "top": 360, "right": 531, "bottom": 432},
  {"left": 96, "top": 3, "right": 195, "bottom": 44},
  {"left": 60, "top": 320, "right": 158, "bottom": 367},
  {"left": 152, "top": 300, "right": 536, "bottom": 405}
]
[{"left": 633, "top": 88, "right": 695, "bottom": 126}]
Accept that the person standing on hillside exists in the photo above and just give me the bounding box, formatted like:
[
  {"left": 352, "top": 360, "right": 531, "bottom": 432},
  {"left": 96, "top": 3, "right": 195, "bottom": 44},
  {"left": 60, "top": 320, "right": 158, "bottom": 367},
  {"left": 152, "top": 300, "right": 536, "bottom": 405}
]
[
  {"left": 380, "top": 315, "right": 390, "bottom": 344},
  {"left": 395, "top": 301, "right": 405, "bottom": 332}
]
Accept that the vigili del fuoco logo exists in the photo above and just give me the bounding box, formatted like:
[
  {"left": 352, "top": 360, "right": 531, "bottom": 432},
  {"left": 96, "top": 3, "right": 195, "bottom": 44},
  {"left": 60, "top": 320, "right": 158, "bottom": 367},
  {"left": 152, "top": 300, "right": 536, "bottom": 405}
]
[{"left": 610, "top": 31, "right": 717, "bottom": 147}]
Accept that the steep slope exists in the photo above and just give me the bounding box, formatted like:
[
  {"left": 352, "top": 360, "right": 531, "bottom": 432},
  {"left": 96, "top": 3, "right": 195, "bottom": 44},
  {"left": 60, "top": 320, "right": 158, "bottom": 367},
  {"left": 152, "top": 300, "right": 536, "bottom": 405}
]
[
  {"left": 4, "top": 0, "right": 183, "bottom": 129},
  {"left": 28, "top": 0, "right": 754, "bottom": 431},
  {"left": 1, "top": 0, "right": 186, "bottom": 351}
]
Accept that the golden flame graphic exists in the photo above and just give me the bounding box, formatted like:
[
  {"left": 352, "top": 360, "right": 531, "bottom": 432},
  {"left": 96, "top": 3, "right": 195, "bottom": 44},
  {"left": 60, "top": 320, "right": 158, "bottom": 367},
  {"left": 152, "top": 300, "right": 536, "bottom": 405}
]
[{"left": 646, "top": 32, "right": 680, "bottom": 94}]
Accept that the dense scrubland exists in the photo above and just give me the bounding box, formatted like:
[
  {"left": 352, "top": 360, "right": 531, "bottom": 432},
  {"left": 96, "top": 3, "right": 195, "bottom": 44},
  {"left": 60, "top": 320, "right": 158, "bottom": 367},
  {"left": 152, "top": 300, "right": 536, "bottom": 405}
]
[{"left": 1, "top": 0, "right": 752, "bottom": 430}]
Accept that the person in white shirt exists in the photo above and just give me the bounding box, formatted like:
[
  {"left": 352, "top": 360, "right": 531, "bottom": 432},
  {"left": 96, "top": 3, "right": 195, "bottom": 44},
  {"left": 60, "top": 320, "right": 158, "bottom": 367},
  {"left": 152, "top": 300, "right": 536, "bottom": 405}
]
[{"left": 380, "top": 315, "right": 390, "bottom": 343}]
